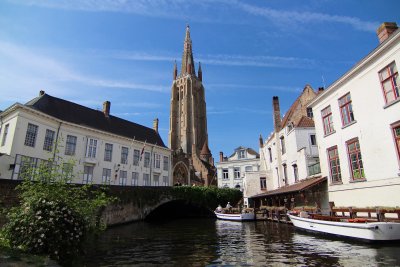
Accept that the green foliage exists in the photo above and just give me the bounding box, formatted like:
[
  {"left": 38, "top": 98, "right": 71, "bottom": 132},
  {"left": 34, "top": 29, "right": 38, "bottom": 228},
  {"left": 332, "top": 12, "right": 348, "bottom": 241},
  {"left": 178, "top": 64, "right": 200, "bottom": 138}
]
[
  {"left": 0, "top": 156, "right": 115, "bottom": 262},
  {"left": 171, "top": 186, "right": 243, "bottom": 209}
]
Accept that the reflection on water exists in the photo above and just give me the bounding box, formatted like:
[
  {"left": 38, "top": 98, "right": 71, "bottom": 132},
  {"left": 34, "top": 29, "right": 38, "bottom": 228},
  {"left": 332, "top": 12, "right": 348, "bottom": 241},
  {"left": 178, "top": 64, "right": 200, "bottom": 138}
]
[{"left": 73, "top": 219, "right": 400, "bottom": 266}]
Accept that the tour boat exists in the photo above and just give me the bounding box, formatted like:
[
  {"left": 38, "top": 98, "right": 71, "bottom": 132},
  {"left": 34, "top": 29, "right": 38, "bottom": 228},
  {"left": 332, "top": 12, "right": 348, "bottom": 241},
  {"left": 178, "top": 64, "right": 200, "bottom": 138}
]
[
  {"left": 288, "top": 212, "right": 400, "bottom": 241},
  {"left": 214, "top": 209, "right": 255, "bottom": 221}
]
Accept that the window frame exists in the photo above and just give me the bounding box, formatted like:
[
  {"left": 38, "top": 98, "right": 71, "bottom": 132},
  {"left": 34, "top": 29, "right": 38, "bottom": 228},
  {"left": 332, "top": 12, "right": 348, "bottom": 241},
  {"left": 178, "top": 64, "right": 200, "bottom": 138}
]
[
  {"left": 260, "top": 177, "right": 267, "bottom": 190},
  {"left": 144, "top": 152, "right": 151, "bottom": 168},
  {"left": 222, "top": 169, "right": 229, "bottom": 180},
  {"left": 154, "top": 153, "right": 161, "bottom": 169},
  {"left": 119, "top": 170, "right": 127, "bottom": 186},
  {"left": 86, "top": 138, "right": 98, "bottom": 158},
  {"left": 321, "top": 106, "right": 335, "bottom": 135},
  {"left": 327, "top": 146, "right": 342, "bottom": 184},
  {"left": 43, "top": 129, "right": 55, "bottom": 152},
  {"left": 338, "top": 93, "right": 355, "bottom": 127},
  {"left": 83, "top": 165, "right": 94, "bottom": 184},
  {"left": 102, "top": 168, "right": 111, "bottom": 184},
  {"left": 132, "top": 172, "right": 139, "bottom": 186},
  {"left": 392, "top": 122, "right": 400, "bottom": 166},
  {"left": 1, "top": 123, "right": 9, "bottom": 146},
  {"left": 104, "top": 143, "right": 113, "bottom": 162},
  {"left": 65, "top": 135, "right": 77, "bottom": 156},
  {"left": 346, "top": 138, "right": 365, "bottom": 181},
  {"left": 163, "top": 156, "right": 169, "bottom": 171},
  {"left": 283, "top": 164, "right": 288, "bottom": 185},
  {"left": 280, "top": 136, "right": 286, "bottom": 154},
  {"left": 379, "top": 61, "right": 399, "bottom": 104},
  {"left": 310, "top": 134, "right": 317, "bottom": 146},
  {"left": 121, "top": 146, "right": 129, "bottom": 164},
  {"left": 24, "top": 123, "right": 38, "bottom": 147},
  {"left": 293, "top": 164, "right": 299, "bottom": 182},
  {"left": 234, "top": 167, "right": 240, "bottom": 179},
  {"left": 133, "top": 149, "right": 140, "bottom": 166}
]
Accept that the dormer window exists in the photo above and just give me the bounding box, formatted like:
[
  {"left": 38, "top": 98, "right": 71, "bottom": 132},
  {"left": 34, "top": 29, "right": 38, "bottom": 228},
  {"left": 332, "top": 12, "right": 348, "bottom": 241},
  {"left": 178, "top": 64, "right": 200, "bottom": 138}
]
[
  {"left": 238, "top": 149, "right": 246, "bottom": 159},
  {"left": 287, "top": 122, "right": 294, "bottom": 132}
]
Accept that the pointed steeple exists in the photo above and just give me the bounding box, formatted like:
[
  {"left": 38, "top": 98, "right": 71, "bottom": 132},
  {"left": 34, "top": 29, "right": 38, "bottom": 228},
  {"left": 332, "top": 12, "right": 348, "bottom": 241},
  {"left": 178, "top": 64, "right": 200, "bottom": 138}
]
[
  {"left": 181, "top": 25, "right": 195, "bottom": 76},
  {"left": 173, "top": 60, "right": 178, "bottom": 80},
  {"left": 198, "top": 62, "right": 202, "bottom": 81}
]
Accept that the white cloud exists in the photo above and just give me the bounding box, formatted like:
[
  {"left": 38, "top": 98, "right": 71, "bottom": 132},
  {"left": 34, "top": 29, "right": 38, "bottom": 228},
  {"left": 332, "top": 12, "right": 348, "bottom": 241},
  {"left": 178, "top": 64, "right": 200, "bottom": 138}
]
[
  {"left": 8, "top": 0, "right": 378, "bottom": 32},
  {"left": 230, "top": 1, "right": 378, "bottom": 32}
]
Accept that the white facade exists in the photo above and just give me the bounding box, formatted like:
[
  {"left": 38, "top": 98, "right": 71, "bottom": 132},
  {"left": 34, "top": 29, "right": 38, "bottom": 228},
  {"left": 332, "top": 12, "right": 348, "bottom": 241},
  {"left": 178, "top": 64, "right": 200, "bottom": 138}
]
[
  {"left": 0, "top": 96, "right": 172, "bottom": 187},
  {"left": 216, "top": 147, "right": 260, "bottom": 190},
  {"left": 263, "top": 127, "right": 320, "bottom": 191},
  {"left": 308, "top": 28, "right": 400, "bottom": 207}
]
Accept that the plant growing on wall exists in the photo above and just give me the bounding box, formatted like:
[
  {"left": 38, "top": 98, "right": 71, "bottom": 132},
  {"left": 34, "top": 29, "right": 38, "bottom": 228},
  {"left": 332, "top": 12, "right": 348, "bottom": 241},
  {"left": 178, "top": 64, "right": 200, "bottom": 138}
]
[{"left": 0, "top": 154, "right": 115, "bottom": 263}]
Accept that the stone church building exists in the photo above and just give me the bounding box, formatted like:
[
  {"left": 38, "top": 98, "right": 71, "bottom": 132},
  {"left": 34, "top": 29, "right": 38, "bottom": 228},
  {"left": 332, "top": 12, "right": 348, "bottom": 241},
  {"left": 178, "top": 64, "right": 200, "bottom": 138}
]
[{"left": 168, "top": 26, "right": 216, "bottom": 186}]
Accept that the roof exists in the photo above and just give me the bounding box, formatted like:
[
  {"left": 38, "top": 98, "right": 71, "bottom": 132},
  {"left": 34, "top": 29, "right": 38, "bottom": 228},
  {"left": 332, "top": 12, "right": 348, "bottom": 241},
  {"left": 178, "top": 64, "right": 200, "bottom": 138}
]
[
  {"left": 296, "top": 116, "right": 315, "bottom": 127},
  {"left": 24, "top": 93, "right": 166, "bottom": 147},
  {"left": 228, "top": 146, "right": 260, "bottom": 158},
  {"left": 251, "top": 176, "right": 326, "bottom": 198}
]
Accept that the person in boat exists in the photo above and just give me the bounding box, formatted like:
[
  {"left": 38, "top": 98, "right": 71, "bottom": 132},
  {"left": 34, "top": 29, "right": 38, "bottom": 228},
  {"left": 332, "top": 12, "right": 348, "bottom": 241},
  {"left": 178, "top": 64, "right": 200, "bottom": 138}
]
[
  {"left": 216, "top": 204, "right": 223, "bottom": 213},
  {"left": 226, "top": 202, "right": 232, "bottom": 213}
]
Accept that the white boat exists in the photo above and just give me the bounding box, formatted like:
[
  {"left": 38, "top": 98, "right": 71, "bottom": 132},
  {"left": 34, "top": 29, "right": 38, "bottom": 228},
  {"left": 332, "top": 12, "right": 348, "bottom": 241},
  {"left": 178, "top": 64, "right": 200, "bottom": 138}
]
[
  {"left": 288, "top": 213, "right": 400, "bottom": 241},
  {"left": 214, "top": 209, "right": 255, "bottom": 221}
]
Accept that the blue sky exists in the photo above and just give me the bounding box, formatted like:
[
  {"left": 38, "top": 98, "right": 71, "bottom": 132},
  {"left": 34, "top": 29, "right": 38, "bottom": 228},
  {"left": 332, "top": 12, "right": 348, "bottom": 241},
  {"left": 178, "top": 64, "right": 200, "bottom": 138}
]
[{"left": 1, "top": 0, "right": 399, "bottom": 160}]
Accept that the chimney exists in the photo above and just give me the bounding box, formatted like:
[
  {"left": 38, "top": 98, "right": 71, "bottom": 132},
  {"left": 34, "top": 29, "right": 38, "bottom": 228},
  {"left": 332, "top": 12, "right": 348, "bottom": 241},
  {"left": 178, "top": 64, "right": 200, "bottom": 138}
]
[
  {"left": 219, "top": 151, "right": 224, "bottom": 162},
  {"left": 103, "top": 101, "right": 110, "bottom": 118},
  {"left": 259, "top": 134, "right": 264, "bottom": 148},
  {"left": 318, "top": 87, "right": 324, "bottom": 92},
  {"left": 39, "top": 90, "right": 45, "bottom": 96},
  {"left": 272, "top": 96, "right": 282, "bottom": 132},
  {"left": 153, "top": 118, "right": 159, "bottom": 133},
  {"left": 377, "top": 22, "right": 398, "bottom": 44}
]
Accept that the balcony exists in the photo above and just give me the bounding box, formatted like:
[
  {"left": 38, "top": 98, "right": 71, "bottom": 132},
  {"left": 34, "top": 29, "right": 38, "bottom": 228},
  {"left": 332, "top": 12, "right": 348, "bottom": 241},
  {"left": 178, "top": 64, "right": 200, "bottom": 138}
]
[{"left": 308, "top": 162, "right": 321, "bottom": 176}]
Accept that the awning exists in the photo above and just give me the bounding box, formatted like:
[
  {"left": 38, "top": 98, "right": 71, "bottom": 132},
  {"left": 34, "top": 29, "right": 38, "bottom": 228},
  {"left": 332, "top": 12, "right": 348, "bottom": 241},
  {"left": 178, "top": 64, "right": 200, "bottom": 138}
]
[{"left": 250, "top": 176, "right": 327, "bottom": 198}]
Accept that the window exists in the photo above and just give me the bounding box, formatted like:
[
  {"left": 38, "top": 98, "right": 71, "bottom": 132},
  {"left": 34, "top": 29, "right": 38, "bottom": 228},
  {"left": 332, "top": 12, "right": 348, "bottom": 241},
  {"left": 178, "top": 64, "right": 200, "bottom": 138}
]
[
  {"left": 42, "top": 129, "right": 55, "bottom": 151},
  {"left": 65, "top": 135, "right": 77, "bottom": 156},
  {"left": 83, "top": 165, "right": 94, "bottom": 184},
  {"left": 310, "top": 134, "right": 317, "bottom": 146},
  {"left": 12, "top": 155, "right": 37, "bottom": 180},
  {"left": 121, "top": 146, "right": 128, "bottom": 164},
  {"left": 234, "top": 167, "right": 240, "bottom": 179},
  {"left": 153, "top": 174, "right": 160, "bottom": 186},
  {"left": 327, "top": 146, "right": 341, "bottom": 183},
  {"left": 307, "top": 107, "right": 313, "bottom": 118},
  {"left": 133, "top": 149, "right": 140, "bottom": 166},
  {"left": 104, "top": 143, "right": 113, "bottom": 162},
  {"left": 260, "top": 177, "right": 267, "bottom": 190},
  {"left": 24, "top": 123, "right": 38, "bottom": 147},
  {"left": 102, "top": 168, "right": 111, "bottom": 184},
  {"left": 144, "top": 152, "right": 150, "bottom": 167},
  {"left": 293, "top": 164, "right": 299, "bottom": 182},
  {"left": 162, "top": 176, "right": 169, "bottom": 186},
  {"left": 222, "top": 169, "right": 229, "bottom": 180},
  {"left": 322, "top": 106, "right": 334, "bottom": 135},
  {"left": 347, "top": 138, "right": 365, "bottom": 180},
  {"left": 119, "top": 170, "right": 127, "bottom": 185},
  {"left": 143, "top": 173, "right": 150, "bottom": 186},
  {"left": 287, "top": 122, "right": 294, "bottom": 132},
  {"left": 393, "top": 124, "right": 400, "bottom": 162},
  {"left": 268, "top": 147, "right": 272, "bottom": 162},
  {"left": 238, "top": 150, "right": 245, "bottom": 159},
  {"left": 379, "top": 61, "right": 399, "bottom": 104},
  {"left": 1, "top": 124, "right": 9, "bottom": 146},
  {"left": 280, "top": 136, "right": 286, "bottom": 154},
  {"left": 154, "top": 153, "right": 161, "bottom": 169},
  {"left": 62, "top": 163, "right": 74, "bottom": 182},
  {"left": 339, "top": 93, "right": 355, "bottom": 126},
  {"left": 283, "top": 164, "right": 288, "bottom": 185},
  {"left": 163, "top": 156, "right": 169, "bottom": 171},
  {"left": 132, "top": 172, "right": 139, "bottom": 186},
  {"left": 86, "top": 138, "right": 98, "bottom": 158}
]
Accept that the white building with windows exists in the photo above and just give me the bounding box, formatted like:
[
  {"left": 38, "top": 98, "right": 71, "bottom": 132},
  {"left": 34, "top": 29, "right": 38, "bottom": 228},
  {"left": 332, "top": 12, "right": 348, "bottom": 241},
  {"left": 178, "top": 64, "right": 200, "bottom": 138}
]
[
  {"left": 216, "top": 147, "right": 260, "bottom": 190},
  {"left": 308, "top": 22, "right": 400, "bottom": 207},
  {"left": 0, "top": 91, "right": 172, "bottom": 187},
  {"left": 246, "top": 85, "right": 328, "bottom": 211}
]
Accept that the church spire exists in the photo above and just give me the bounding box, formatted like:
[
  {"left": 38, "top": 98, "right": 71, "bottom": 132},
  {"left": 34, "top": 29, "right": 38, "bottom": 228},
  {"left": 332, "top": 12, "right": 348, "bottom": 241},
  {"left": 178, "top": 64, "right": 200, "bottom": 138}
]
[
  {"left": 198, "top": 62, "right": 202, "bottom": 81},
  {"left": 173, "top": 60, "right": 178, "bottom": 80},
  {"left": 181, "top": 25, "right": 195, "bottom": 76}
]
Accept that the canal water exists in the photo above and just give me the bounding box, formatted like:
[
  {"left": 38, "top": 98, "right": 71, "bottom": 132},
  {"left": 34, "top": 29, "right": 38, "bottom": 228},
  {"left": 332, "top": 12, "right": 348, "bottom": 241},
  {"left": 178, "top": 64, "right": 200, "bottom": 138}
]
[{"left": 73, "top": 218, "right": 400, "bottom": 266}]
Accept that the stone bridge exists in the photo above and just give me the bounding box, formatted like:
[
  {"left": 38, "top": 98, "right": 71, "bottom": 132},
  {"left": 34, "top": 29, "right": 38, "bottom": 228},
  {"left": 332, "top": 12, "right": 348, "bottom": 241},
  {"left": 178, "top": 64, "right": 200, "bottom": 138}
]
[{"left": 0, "top": 180, "right": 242, "bottom": 227}]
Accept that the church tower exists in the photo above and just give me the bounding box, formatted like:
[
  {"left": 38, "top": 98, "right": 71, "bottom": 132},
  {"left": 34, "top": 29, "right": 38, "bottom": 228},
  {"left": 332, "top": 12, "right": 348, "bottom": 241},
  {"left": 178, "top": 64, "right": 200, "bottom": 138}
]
[{"left": 169, "top": 25, "right": 216, "bottom": 186}]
